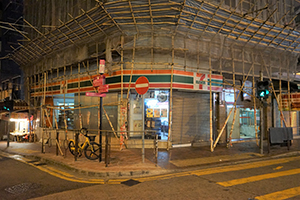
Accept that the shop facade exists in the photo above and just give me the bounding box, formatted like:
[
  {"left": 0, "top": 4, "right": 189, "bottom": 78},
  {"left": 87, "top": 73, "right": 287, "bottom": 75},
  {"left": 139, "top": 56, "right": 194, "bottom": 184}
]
[{"left": 10, "top": 0, "right": 300, "bottom": 152}]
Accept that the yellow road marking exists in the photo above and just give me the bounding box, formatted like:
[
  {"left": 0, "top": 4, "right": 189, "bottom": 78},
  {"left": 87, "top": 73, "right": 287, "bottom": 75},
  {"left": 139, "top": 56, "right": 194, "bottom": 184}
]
[
  {"left": 217, "top": 168, "right": 300, "bottom": 187},
  {"left": 273, "top": 166, "right": 283, "bottom": 170},
  {"left": 255, "top": 186, "right": 300, "bottom": 200},
  {"left": 136, "top": 156, "right": 300, "bottom": 182},
  {"left": 170, "top": 153, "right": 263, "bottom": 167},
  {"left": 44, "top": 166, "right": 75, "bottom": 178},
  {"left": 2, "top": 151, "right": 300, "bottom": 186},
  {"left": 34, "top": 165, "right": 105, "bottom": 184}
]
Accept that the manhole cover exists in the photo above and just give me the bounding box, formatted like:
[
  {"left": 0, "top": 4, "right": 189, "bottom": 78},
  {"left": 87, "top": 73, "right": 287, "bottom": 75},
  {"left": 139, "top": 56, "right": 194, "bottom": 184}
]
[
  {"left": 5, "top": 183, "right": 40, "bottom": 195},
  {"left": 121, "top": 179, "right": 141, "bottom": 186}
]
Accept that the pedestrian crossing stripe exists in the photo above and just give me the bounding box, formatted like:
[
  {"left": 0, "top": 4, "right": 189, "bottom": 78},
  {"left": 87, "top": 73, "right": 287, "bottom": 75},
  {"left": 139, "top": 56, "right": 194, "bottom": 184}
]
[
  {"left": 255, "top": 186, "right": 300, "bottom": 200},
  {"left": 217, "top": 168, "right": 300, "bottom": 187}
]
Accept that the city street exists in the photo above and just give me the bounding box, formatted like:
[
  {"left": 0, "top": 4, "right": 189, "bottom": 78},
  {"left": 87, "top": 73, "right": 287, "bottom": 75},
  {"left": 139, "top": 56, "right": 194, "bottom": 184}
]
[{"left": 1, "top": 153, "right": 300, "bottom": 200}]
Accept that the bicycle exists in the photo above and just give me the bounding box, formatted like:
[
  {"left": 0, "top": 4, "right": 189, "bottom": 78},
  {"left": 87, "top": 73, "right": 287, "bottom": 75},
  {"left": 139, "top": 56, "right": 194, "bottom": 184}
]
[{"left": 68, "top": 128, "right": 100, "bottom": 160}]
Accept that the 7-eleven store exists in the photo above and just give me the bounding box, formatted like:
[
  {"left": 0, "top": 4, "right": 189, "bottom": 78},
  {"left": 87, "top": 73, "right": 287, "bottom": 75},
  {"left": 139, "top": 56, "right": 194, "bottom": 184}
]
[{"left": 31, "top": 69, "right": 223, "bottom": 148}]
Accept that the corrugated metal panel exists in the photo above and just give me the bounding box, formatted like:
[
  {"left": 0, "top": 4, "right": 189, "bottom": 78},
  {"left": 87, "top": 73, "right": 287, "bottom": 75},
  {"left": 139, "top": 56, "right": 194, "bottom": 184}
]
[{"left": 172, "top": 91, "right": 210, "bottom": 144}]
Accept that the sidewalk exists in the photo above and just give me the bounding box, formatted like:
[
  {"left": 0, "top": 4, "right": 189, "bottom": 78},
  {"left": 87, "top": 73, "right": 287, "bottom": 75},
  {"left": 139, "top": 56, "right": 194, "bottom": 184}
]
[{"left": 0, "top": 139, "right": 300, "bottom": 178}]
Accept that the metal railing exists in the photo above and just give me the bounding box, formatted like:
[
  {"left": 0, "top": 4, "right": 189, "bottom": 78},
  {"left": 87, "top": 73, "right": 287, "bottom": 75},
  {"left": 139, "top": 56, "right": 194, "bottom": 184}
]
[{"left": 41, "top": 128, "right": 159, "bottom": 167}]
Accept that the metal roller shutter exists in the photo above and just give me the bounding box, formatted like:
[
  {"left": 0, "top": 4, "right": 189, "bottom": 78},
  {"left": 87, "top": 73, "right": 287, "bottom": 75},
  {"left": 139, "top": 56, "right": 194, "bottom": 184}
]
[{"left": 171, "top": 91, "right": 210, "bottom": 144}]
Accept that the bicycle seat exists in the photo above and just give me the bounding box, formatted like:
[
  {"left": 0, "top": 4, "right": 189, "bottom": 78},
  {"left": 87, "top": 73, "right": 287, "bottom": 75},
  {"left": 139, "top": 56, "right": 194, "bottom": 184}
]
[{"left": 80, "top": 128, "right": 88, "bottom": 136}]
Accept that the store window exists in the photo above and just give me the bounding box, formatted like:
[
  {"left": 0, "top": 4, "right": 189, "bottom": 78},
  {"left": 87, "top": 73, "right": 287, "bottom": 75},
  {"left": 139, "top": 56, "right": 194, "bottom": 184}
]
[
  {"left": 53, "top": 94, "right": 75, "bottom": 129},
  {"left": 129, "top": 90, "right": 169, "bottom": 140},
  {"left": 144, "top": 90, "right": 169, "bottom": 140}
]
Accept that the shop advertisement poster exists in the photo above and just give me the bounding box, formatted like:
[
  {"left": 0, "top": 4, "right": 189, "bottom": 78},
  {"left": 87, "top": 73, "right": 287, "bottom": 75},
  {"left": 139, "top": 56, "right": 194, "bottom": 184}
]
[
  {"left": 147, "top": 108, "right": 153, "bottom": 117},
  {"left": 133, "top": 120, "right": 143, "bottom": 131},
  {"left": 154, "top": 109, "right": 160, "bottom": 118},
  {"left": 161, "top": 109, "right": 168, "bottom": 117},
  {"left": 133, "top": 99, "right": 142, "bottom": 114}
]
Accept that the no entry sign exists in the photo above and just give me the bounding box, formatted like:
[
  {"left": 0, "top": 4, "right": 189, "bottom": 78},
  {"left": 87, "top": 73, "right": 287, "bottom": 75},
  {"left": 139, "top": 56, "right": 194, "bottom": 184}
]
[{"left": 135, "top": 76, "right": 149, "bottom": 95}]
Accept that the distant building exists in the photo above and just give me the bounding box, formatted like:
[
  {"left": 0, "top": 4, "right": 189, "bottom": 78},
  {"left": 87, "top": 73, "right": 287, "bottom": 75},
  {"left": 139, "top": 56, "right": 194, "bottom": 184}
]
[{"left": 0, "top": 0, "right": 24, "bottom": 100}]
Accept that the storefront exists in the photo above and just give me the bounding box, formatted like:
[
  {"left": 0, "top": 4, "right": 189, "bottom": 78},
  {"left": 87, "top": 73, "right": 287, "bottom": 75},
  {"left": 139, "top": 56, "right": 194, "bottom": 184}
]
[
  {"left": 129, "top": 89, "right": 169, "bottom": 140},
  {"left": 31, "top": 69, "right": 223, "bottom": 147},
  {"left": 224, "top": 79, "right": 260, "bottom": 141}
]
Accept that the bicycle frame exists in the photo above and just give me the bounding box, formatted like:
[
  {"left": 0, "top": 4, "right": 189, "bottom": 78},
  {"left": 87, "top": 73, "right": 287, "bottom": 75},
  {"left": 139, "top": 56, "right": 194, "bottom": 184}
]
[{"left": 70, "top": 136, "right": 91, "bottom": 152}]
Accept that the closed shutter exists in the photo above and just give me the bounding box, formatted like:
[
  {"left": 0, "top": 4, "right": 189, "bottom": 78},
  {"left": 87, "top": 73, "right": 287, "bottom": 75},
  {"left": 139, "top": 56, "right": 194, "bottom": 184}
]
[{"left": 171, "top": 91, "right": 210, "bottom": 144}]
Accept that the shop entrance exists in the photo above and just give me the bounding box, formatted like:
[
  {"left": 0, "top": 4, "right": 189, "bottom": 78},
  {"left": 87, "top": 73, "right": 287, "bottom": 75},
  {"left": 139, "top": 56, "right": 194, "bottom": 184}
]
[
  {"left": 129, "top": 90, "right": 169, "bottom": 140},
  {"left": 144, "top": 90, "right": 169, "bottom": 140},
  {"left": 227, "top": 107, "right": 260, "bottom": 140}
]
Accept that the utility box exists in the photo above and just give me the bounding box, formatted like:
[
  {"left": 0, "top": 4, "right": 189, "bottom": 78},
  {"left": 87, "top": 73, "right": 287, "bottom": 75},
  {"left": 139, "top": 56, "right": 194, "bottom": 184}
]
[{"left": 269, "top": 127, "right": 293, "bottom": 145}]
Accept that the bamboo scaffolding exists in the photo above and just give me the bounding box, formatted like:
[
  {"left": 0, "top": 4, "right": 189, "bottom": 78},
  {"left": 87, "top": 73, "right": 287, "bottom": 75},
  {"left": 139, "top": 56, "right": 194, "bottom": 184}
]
[
  {"left": 215, "top": 0, "right": 257, "bottom": 42},
  {"left": 213, "top": 60, "right": 255, "bottom": 150},
  {"left": 251, "top": 52, "right": 259, "bottom": 146},
  {"left": 97, "top": 1, "right": 124, "bottom": 34},
  {"left": 121, "top": 36, "right": 124, "bottom": 102},
  {"left": 168, "top": 35, "right": 174, "bottom": 150},
  {"left": 228, "top": 47, "right": 237, "bottom": 148},
  {"left": 280, "top": 62, "right": 283, "bottom": 127},
  {"left": 209, "top": 45, "right": 213, "bottom": 152},
  {"left": 287, "top": 58, "right": 291, "bottom": 127},
  {"left": 126, "top": 34, "right": 136, "bottom": 100},
  {"left": 78, "top": 63, "right": 82, "bottom": 129},
  {"left": 259, "top": 54, "right": 287, "bottom": 127},
  {"left": 82, "top": 9, "right": 108, "bottom": 37}
]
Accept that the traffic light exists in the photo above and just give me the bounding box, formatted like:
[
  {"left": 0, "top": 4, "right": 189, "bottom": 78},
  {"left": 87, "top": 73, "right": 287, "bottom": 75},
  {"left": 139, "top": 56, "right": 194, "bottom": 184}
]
[
  {"left": 256, "top": 81, "right": 270, "bottom": 99},
  {"left": 4, "top": 100, "right": 14, "bottom": 111}
]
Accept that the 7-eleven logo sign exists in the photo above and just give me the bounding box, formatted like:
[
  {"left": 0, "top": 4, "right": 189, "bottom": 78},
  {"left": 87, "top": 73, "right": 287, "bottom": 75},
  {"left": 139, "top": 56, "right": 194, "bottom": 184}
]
[{"left": 194, "top": 73, "right": 206, "bottom": 90}]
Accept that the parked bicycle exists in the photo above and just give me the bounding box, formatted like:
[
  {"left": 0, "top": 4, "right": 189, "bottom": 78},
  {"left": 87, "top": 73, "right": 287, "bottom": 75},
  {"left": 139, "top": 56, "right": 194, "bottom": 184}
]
[{"left": 68, "top": 128, "right": 100, "bottom": 160}]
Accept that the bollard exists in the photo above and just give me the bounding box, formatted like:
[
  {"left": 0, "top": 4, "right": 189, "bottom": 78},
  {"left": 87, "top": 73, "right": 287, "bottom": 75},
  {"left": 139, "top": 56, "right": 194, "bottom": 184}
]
[
  {"left": 105, "top": 131, "right": 109, "bottom": 167},
  {"left": 142, "top": 131, "right": 145, "bottom": 163},
  {"left": 154, "top": 133, "right": 158, "bottom": 167},
  {"left": 75, "top": 131, "right": 79, "bottom": 161},
  {"left": 42, "top": 129, "right": 45, "bottom": 153},
  {"left": 56, "top": 131, "right": 59, "bottom": 156}
]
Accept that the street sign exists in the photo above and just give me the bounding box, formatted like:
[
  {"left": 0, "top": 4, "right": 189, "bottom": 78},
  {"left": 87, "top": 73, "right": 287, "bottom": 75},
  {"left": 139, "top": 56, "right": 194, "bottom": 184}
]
[
  {"left": 97, "top": 84, "right": 109, "bottom": 93},
  {"left": 93, "top": 75, "right": 105, "bottom": 87},
  {"left": 135, "top": 76, "right": 149, "bottom": 95},
  {"left": 99, "top": 59, "right": 105, "bottom": 74},
  {"left": 86, "top": 92, "right": 106, "bottom": 97}
]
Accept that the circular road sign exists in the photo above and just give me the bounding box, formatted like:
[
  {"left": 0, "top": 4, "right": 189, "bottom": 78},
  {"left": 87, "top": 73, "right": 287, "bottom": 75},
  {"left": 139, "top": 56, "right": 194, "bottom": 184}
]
[{"left": 135, "top": 76, "right": 149, "bottom": 95}]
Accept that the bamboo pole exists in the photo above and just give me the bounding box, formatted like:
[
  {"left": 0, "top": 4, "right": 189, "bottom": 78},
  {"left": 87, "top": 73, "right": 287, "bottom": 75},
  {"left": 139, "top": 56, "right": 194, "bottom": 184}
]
[
  {"left": 168, "top": 35, "right": 174, "bottom": 150},
  {"left": 209, "top": 48, "right": 213, "bottom": 152},
  {"left": 252, "top": 52, "right": 259, "bottom": 146},
  {"left": 78, "top": 63, "right": 82, "bottom": 129},
  {"left": 287, "top": 58, "right": 291, "bottom": 127},
  {"left": 121, "top": 36, "right": 124, "bottom": 103},
  {"left": 259, "top": 54, "right": 287, "bottom": 127},
  {"left": 228, "top": 47, "right": 237, "bottom": 148},
  {"left": 213, "top": 61, "right": 255, "bottom": 149},
  {"left": 126, "top": 35, "right": 136, "bottom": 100},
  {"left": 63, "top": 66, "right": 68, "bottom": 157},
  {"left": 280, "top": 65, "right": 282, "bottom": 127}
]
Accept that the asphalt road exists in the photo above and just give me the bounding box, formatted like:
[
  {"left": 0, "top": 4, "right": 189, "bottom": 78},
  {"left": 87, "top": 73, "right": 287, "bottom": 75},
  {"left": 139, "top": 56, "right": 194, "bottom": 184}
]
[
  {"left": 0, "top": 155, "right": 94, "bottom": 200},
  {"left": 1, "top": 154, "right": 300, "bottom": 200}
]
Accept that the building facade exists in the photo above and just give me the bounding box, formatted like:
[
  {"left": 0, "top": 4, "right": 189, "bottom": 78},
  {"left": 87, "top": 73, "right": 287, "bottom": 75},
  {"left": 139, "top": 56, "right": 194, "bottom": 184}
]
[{"left": 10, "top": 0, "right": 300, "bottom": 150}]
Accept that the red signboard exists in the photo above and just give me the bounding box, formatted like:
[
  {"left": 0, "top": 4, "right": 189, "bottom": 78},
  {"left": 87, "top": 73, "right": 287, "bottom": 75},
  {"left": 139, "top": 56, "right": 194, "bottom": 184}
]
[
  {"left": 86, "top": 74, "right": 108, "bottom": 97},
  {"left": 93, "top": 75, "right": 105, "bottom": 87},
  {"left": 99, "top": 59, "right": 105, "bottom": 74},
  {"left": 86, "top": 92, "right": 106, "bottom": 97},
  {"left": 97, "top": 85, "right": 109, "bottom": 93},
  {"left": 135, "top": 76, "right": 149, "bottom": 95}
]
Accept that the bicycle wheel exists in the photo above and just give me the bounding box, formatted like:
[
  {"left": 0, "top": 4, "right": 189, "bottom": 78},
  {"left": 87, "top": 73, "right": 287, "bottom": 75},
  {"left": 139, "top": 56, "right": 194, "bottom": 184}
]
[
  {"left": 68, "top": 141, "right": 82, "bottom": 157},
  {"left": 84, "top": 142, "right": 100, "bottom": 160}
]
